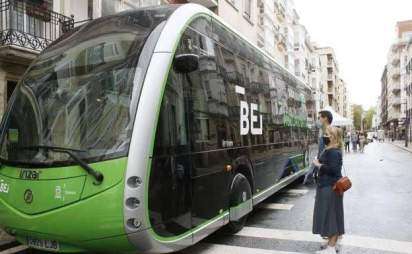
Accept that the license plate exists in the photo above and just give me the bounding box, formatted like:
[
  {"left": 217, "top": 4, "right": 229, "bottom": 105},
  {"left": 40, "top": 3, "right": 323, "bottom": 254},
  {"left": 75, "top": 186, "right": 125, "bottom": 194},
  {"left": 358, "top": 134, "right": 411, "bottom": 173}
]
[{"left": 27, "top": 237, "right": 60, "bottom": 251}]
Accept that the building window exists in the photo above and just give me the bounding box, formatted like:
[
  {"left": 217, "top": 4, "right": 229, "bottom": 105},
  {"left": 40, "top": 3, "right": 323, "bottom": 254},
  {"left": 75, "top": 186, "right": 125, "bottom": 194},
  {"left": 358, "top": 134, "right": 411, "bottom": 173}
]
[{"left": 244, "top": 0, "right": 252, "bottom": 19}]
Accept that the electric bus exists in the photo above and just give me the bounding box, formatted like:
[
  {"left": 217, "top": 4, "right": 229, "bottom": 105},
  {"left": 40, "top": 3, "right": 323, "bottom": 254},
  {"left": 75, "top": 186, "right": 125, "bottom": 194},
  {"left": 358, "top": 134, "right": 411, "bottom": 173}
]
[{"left": 0, "top": 4, "right": 317, "bottom": 253}]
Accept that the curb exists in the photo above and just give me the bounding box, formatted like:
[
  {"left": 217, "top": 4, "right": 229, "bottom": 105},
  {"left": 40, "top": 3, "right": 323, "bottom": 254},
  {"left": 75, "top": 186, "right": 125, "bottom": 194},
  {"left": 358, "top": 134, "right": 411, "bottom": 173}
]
[{"left": 389, "top": 142, "right": 412, "bottom": 154}]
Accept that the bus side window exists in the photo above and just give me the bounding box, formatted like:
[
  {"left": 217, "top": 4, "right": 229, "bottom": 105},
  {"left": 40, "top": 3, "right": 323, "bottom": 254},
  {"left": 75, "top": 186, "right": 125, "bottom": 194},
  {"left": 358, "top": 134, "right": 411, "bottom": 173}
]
[
  {"left": 184, "top": 29, "right": 224, "bottom": 152},
  {"left": 212, "top": 42, "right": 241, "bottom": 147},
  {"left": 154, "top": 71, "right": 189, "bottom": 155}
]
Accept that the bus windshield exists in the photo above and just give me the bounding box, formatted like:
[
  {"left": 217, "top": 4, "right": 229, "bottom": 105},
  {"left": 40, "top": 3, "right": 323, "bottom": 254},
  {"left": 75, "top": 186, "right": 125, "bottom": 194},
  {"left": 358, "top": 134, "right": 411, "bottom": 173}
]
[{"left": 0, "top": 7, "right": 175, "bottom": 167}]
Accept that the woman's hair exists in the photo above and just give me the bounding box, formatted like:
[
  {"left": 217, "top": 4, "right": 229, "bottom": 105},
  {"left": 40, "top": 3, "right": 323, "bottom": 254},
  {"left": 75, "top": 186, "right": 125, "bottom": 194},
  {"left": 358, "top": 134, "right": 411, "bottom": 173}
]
[{"left": 326, "top": 126, "right": 344, "bottom": 150}]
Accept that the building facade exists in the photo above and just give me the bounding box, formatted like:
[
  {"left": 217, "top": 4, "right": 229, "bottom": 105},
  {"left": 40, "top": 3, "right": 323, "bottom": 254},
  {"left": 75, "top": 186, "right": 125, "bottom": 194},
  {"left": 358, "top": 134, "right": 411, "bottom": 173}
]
[
  {"left": 404, "top": 38, "right": 412, "bottom": 144},
  {"left": 380, "top": 66, "right": 389, "bottom": 131},
  {"left": 0, "top": 0, "right": 76, "bottom": 118},
  {"left": 0, "top": 0, "right": 349, "bottom": 126},
  {"left": 381, "top": 20, "right": 412, "bottom": 140},
  {"left": 315, "top": 47, "right": 348, "bottom": 117}
]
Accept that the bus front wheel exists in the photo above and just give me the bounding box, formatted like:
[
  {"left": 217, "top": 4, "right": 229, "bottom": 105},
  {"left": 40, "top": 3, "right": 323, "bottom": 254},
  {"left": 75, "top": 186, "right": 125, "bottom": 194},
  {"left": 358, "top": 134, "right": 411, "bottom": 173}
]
[{"left": 225, "top": 173, "right": 252, "bottom": 234}]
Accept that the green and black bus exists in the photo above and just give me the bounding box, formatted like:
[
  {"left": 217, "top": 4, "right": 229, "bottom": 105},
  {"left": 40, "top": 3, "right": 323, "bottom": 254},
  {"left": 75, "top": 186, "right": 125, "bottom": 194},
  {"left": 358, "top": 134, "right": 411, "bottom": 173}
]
[{"left": 0, "top": 4, "right": 317, "bottom": 253}]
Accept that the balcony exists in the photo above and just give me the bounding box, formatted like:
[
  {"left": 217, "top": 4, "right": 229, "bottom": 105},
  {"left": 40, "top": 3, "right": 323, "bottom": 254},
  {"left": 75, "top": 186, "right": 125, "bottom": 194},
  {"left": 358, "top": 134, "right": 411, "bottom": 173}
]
[
  {"left": 187, "top": 0, "right": 218, "bottom": 8},
  {"left": 391, "top": 71, "right": 400, "bottom": 80},
  {"left": 257, "top": 32, "right": 265, "bottom": 48},
  {"left": 275, "top": 3, "right": 286, "bottom": 21},
  {"left": 0, "top": 0, "right": 73, "bottom": 59},
  {"left": 391, "top": 83, "right": 401, "bottom": 94},
  {"left": 391, "top": 55, "right": 400, "bottom": 66},
  {"left": 327, "top": 58, "right": 333, "bottom": 66},
  {"left": 390, "top": 96, "right": 401, "bottom": 107},
  {"left": 294, "top": 42, "right": 299, "bottom": 51},
  {"left": 277, "top": 33, "right": 286, "bottom": 51}
]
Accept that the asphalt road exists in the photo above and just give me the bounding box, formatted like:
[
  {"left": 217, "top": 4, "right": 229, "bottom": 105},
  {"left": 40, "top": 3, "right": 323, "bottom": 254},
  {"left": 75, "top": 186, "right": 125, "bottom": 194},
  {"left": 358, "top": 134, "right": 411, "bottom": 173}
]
[
  {"left": 181, "top": 142, "right": 412, "bottom": 254},
  {"left": 5, "top": 142, "right": 412, "bottom": 254}
]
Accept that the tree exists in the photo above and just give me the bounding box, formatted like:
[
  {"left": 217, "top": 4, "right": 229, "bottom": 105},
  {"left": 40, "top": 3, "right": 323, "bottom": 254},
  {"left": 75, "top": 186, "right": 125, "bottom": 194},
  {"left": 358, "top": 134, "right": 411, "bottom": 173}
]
[
  {"left": 352, "top": 104, "right": 363, "bottom": 130},
  {"left": 352, "top": 105, "right": 376, "bottom": 131},
  {"left": 364, "top": 107, "right": 376, "bottom": 131}
]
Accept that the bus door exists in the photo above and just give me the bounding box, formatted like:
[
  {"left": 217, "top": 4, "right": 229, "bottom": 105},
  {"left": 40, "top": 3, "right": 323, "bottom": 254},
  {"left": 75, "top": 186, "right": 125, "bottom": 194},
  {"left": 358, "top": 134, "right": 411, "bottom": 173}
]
[{"left": 181, "top": 24, "right": 231, "bottom": 241}]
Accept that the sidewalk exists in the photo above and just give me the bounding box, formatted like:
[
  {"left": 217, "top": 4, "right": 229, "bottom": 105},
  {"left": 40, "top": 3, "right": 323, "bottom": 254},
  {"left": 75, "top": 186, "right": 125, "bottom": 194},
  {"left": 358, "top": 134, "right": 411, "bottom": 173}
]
[
  {"left": 388, "top": 140, "right": 412, "bottom": 153},
  {"left": 0, "top": 229, "right": 14, "bottom": 242}
]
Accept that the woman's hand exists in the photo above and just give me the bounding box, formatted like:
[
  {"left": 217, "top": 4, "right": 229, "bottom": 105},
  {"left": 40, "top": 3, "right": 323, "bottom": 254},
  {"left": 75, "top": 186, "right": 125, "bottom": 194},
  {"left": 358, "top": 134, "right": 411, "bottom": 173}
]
[{"left": 313, "top": 159, "right": 322, "bottom": 168}]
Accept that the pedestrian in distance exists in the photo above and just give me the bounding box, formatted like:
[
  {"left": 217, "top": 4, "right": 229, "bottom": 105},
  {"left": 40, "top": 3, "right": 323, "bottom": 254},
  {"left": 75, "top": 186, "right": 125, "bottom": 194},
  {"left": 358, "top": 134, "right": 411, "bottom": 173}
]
[
  {"left": 312, "top": 126, "right": 345, "bottom": 254},
  {"left": 303, "top": 110, "right": 333, "bottom": 185},
  {"left": 344, "top": 132, "right": 350, "bottom": 153},
  {"left": 359, "top": 132, "right": 366, "bottom": 153},
  {"left": 351, "top": 132, "right": 358, "bottom": 152}
]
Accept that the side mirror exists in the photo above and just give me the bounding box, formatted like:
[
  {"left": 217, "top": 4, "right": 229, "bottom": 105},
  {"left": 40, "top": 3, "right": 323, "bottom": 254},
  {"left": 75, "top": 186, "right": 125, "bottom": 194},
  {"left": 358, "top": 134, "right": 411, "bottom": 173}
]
[{"left": 173, "top": 54, "right": 199, "bottom": 74}]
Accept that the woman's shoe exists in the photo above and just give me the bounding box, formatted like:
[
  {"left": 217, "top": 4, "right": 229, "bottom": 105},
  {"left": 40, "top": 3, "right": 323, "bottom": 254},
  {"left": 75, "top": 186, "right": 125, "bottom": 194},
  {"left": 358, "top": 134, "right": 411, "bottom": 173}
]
[
  {"left": 320, "top": 240, "right": 328, "bottom": 250},
  {"left": 336, "top": 237, "right": 342, "bottom": 253},
  {"left": 316, "top": 246, "right": 337, "bottom": 254}
]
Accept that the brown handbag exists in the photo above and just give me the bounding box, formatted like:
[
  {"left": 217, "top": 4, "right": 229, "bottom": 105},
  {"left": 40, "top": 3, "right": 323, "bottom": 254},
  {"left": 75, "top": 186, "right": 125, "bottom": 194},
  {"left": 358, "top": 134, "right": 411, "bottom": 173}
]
[{"left": 333, "top": 166, "right": 352, "bottom": 195}]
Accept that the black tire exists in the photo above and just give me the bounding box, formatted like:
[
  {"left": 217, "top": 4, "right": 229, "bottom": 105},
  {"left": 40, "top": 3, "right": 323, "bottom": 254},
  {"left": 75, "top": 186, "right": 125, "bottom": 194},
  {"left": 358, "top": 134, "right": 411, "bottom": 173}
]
[{"left": 224, "top": 173, "right": 252, "bottom": 234}]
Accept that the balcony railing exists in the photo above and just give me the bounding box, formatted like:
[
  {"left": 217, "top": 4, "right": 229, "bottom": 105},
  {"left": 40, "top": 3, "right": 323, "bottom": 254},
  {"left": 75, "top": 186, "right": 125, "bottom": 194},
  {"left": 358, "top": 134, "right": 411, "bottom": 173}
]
[
  {"left": 327, "top": 59, "right": 333, "bottom": 66},
  {"left": 0, "top": 0, "right": 74, "bottom": 52}
]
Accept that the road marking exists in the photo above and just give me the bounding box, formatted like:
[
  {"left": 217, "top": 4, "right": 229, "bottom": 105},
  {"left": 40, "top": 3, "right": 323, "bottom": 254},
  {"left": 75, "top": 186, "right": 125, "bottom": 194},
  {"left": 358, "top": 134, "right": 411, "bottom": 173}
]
[
  {"left": 284, "top": 189, "right": 309, "bottom": 195},
  {"left": 236, "top": 227, "right": 412, "bottom": 254},
  {"left": 259, "top": 203, "right": 294, "bottom": 210},
  {"left": 0, "top": 245, "right": 29, "bottom": 254},
  {"left": 183, "top": 243, "right": 304, "bottom": 254}
]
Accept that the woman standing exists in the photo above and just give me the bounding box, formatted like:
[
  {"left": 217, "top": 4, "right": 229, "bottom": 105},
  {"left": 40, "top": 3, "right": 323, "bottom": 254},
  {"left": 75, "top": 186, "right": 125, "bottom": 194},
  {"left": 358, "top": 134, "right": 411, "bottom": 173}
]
[{"left": 312, "top": 126, "right": 345, "bottom": 254}]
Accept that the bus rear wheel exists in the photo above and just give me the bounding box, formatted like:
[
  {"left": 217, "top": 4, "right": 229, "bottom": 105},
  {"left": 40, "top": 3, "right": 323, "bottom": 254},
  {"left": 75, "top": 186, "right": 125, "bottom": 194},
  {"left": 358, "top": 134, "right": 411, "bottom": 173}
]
[{"left": 225, "top": 173, "right": 252, "bottom": 234}]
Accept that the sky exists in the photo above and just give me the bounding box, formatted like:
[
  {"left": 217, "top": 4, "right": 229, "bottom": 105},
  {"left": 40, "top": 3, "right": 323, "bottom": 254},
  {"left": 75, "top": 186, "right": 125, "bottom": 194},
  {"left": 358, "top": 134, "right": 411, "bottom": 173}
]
[{"left": 294, "top": 0, "right": 412, "bottom": 109}]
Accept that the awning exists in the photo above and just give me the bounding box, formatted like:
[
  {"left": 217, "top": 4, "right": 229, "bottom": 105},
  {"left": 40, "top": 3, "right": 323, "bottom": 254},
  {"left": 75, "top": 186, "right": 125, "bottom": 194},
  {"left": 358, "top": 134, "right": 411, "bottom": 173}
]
[{"left": 322, "top": 106, "right": 353, "bottom": 127}]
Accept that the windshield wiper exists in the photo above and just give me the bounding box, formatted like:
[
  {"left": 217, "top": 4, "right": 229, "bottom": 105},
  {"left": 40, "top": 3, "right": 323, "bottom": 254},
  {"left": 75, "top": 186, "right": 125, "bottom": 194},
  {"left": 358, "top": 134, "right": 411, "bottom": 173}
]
[{"left": 17, "top": 145, "right": 104, "bottom": 184}]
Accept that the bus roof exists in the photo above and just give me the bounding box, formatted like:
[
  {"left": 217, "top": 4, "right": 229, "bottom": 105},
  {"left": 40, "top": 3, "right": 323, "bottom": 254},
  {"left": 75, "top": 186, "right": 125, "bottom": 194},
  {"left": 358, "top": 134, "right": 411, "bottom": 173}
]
[{"left": 154, "top": 3, "right": 313, "bottom": 92}]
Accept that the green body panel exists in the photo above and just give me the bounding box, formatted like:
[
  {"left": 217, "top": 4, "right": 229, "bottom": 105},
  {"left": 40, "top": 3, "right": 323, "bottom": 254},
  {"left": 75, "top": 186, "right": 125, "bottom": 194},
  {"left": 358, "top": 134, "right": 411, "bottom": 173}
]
[
  {"left": 0, "top": 174, "right": 85, "bottom": 214},
  {"left": 0, "top": 157, "right": 135, "bottom": 253}
]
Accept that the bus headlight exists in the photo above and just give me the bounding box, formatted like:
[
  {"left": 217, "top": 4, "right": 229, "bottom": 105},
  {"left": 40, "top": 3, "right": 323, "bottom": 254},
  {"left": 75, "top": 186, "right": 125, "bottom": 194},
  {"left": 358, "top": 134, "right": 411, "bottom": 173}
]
[
  {"left": 126, "top": 197, "right": 140, "bottom": 209},
  {"left": 127, "top": 176, "right": 142, "bottom": 188},
  {"left": 127, "top": 218, "right": 141, "bottom": 229}
]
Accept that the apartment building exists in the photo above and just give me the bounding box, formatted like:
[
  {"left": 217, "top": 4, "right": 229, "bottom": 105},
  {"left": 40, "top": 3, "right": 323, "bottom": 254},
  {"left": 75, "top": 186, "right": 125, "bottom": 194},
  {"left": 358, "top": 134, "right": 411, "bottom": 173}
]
[
  {"left": 317, "top": 47, "right": 339, "bottom": 109},
  {"left": 255, "top": 0, "right": 297, "bottom": 70},
  {"left": 380, "top": 66, "right": 389, "bottom": 131},
  {"left": 387, "top": 43, "right": 403, "bottom": 139},
  {"left": 381, "top": 20, "right": 412, "bottom": 140},
  {"left": 0, "top": 0, "right": 348, "bottom": 127},
  {"left": 0, "top": 0, "right": 220, "bottom": 118},
  {"left": 374, "top": 96, "right": 382, "bottom": 131},
  {"left": 0, "top": 0, "right": 75, "bottom": 117},
  {"left": 404, "top": 37, "right": 412, "bottom": 143},
  {"left": 314, "top": 47, "right": 349, "bottom": 117},
  {"left": 293, "top": 24, "right": 308, "bottom": 82},
  {"left": 256, "top": 0, "right": 280, "bottom": 63},
  {"left": 336, "top": 78, "right": 349, "bottom": 117},
  {"left": 309, "top": 49, "right": 324, "bottom": 115}
]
